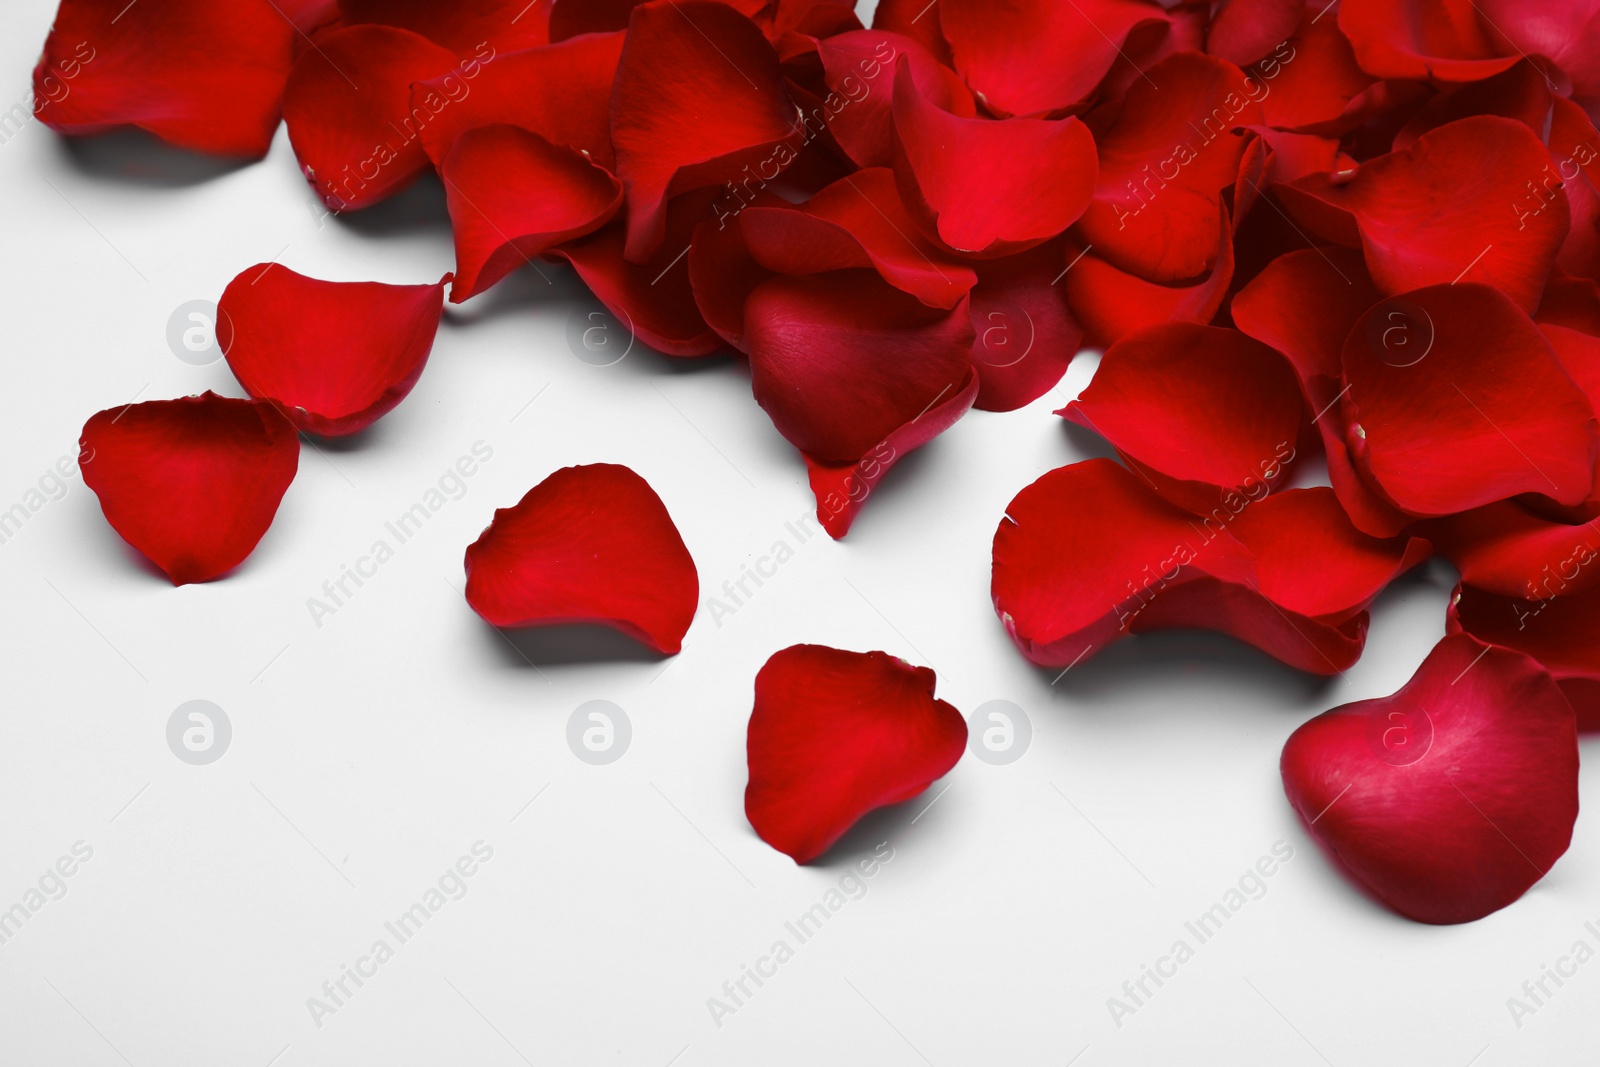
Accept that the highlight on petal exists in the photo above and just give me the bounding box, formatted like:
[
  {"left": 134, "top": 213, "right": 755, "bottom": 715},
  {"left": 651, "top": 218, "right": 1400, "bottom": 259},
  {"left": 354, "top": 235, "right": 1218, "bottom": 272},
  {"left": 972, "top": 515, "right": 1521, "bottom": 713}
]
[
  {"left": 744, "top": 270, "right": 974, "bottom": 464},
  {"left": 936, "top": 0, "right": 1167, "bottom": 116},
  {"left": 463, "top": 464, "right": 698, "bottom": 654},
  {"left": 1449, "top": 581, "right": 1600, "bottom": 727},
  {"left": 1340, "top": 283, "right": 1599, "bottom": 516},
  {"left": 969, "top": 242, "right": 1082, "bottom": 412},
  {"left": 815, "top": 30, "right": 971, "bottom": 169},
  {"left": 611, "top": 0, "right": 800, "bottom": 261},
  {"left": 744, "top": 645, "right": 966, "bottom": 863},
  {"left": 337, "top": 0, "right": 551, "bottom": 53},
  {"left": 1281, "top": 633, "right": 1579, "bottom": 924},
  {"left": 441, "top": 124, "right": 622, "bottom": 302},
  {"left": 890, "top": 62, "right": 1097, "bottom": 258},
  {"left": 1062, "top": 323, "right": 1306, "bottom": 514},
  {"left": 218, "top": 264, "right": 448, "bottom": 437},
  {"left": 282, "top": 25, "right": 458, "bottom": 211},
  {"left": 79, "top": 392, "right": 299, "bottom": 585},
  {"left": 32, "top": 0, "right": 295, "bottom": 157}
]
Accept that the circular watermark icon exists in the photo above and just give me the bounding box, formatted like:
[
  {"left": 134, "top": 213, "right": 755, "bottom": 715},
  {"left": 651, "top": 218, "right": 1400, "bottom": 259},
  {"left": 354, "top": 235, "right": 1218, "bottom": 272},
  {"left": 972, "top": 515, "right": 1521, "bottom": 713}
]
[
  {"left": 166, "top": 700, "right": 232, "bottom": 765},
  {"left": 567, "top": 700, "right": 631, "bottom": 765},
  {"left": 1366, "top": 702, "right": 1433, "bottom": 766},
  {"left": 565, "top": 305, "right": 634, "bottom": 367},
  {"left": 166, "top": 300, "right": 231, "bottom": 366},
  {"left": 1364, "top": 298, "right": 1434, "bottom": 368},
  {"left": 966, "top": 699, "right": 1032, "bottom": 765},
  {"left": 974, "top": 308, "right": 1035, "bottom": 369}
]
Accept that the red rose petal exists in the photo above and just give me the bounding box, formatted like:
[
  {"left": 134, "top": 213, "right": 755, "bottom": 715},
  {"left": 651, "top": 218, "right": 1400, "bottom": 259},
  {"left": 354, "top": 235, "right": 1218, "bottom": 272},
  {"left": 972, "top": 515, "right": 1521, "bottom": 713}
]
[
  {"left": 937, "top": 0, "right": 1167, "bottom": 116},
  {"left": 815, "top": 30, "right": 971, "bottom": 169},
  {"left": 463, "top": 464, "right": 698, "bottom": 654},
  {"left": 548, "top": 0, "right": 768, "bottom": 39},
  {"left": 441, "top": 124, "right": 622, "bottom": 302},
  {"left": 1076, "top": 53, "right": 1263, "bottom": 284},
  {"left": 611, "top": 0, "right": 801, "bottom": 261},
  {"left": 1450, "top": 582, "right": 1600, "bottom": 727},
  {"left": 32, "top": 0, "right": 295, "bottom": 158},
  {"left": 871, "top": 0, "right": 953, "bottom": 65},
  {"left": 1475, "top": 0, "right": 1600, "bottom": 117},
  {"left": 218, "top": 265, "right": 447, "bottom": 437},
  {"left": 1340, "top": 283, "right": 1598, "bottom": 516},
  {"left": 1206, "top": 0, "right": 1302, "bottom": 67},
  {"left": 1430, "top": 503, "right": 1600, "bottom": 600},
  {"left": 687, "top": 188, "right": 787, "bottom": 352},
  {"left": 745, "top": 645, "right": 966, "bottom": 863},
  {"left": 1550, "top": 96, "right": 1600, "bottom": 284},
  {"left": 1319, "top": 116, "right": 1569, "bottom": 312},
  {"left": 282, "top": 25, "right": 458, "bottom": 210},
  {"left": 336, "top": 0, "right": 550, "bottom": 52},
  {"left": 413, "top": 32, "right": 624, "bottom": 171},
  {"left": 744, "top": 271, "right": 974, "bottom": 464},
  {"left": 1249, "top": 12, "right": 1378, "bottom": 135},
  {"left": 740, "top": 167, "right": 976, "bottom": 308},
  {"left": 889, "top": 61, "right": 1097, "bottom": 258},
  {"left": 1281, "top": 633, "right": 1578, "bottom": 924},
  {"left": 79, "top": 393, "right": 299, "bottom": 585},
  {"left": 1062, "top": 323, "right": 1306, "bottom": 514},
  {"left": 1336, "top": 0, "right": 1519, "bottom": 84},
  {"left": 969, "top": 243, "right": 1083, "bottom": 412},
  {"left": 1392, "top": 60, "right": 1553, "bottom": 150}
]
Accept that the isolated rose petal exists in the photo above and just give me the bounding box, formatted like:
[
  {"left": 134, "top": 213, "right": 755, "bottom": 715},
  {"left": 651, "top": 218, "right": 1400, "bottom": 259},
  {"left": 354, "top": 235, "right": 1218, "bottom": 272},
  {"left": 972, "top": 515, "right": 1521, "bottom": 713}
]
[
  {"left": 1063, "top": 323, "right": 1306, "bottom": 513},
  {"left": 463, "top": 464, "right": 698, "bottom": 654},
  {"left": 1337, "top": 0, "right": 1519, "bottom": 83},
  {"left": 283, "top": 25, "right": 458, "bottom": 210},
  {"left": 337, "top": 0, "right": 550, "bottom": 52},
  {"left": 1062, "top": 213, "right": 1235, "bottom": 348},
  {"left": 937, "top": 0, "right": 1167, "bottom": 116},
  {"left": 413, "top": 32, "right": 624, "bottom": 170},
  {"left": 745, "top": 271, "right": 974, "bottom": 464},
  {"left": 969, "top": 243, "right": 1082, "bottom": 412},
  {"left": 32, "top": 0, "right": 294, "bottom": 157},
  {"left": 218, "top": 265, "right": 446, "bottom": 437},
  {"left": 79, "top": 393, "right": 299, "bottom": 585},
  {"left": 611, "top": 0, "right": 801, "bottom": 261},
  {"left": 991, "top": 459, "right": 1258, "bottom": 668},
  {"left": 441, "top": 125, "right": 622, "bottom": 302},
  {"left": 1281, "top": 634, "right": 1578, "bottom": 924},
  {"left": 890, "top": 62, "right": 1097, "bottom": 258},
  {"left": 740, "top": 168, "right": 976, "bottom": 307},
  {"left": 816, "top": 30, "right": 971, "bottom": 169},
  {"left": 1319, "top": 116, "right": 1569, "bottom": 312},
  {"left": 805, "top": 368, "right": 978, "bottom": 538},
  {"left": 1341, "top": 283, "right": 1598, "bottom": 515},
  {"left": 1076, "top": 53, "right": 1262, "bottom": 283},
  {"left": 745, "top": 645, "right": 966, "bottom": 863}
]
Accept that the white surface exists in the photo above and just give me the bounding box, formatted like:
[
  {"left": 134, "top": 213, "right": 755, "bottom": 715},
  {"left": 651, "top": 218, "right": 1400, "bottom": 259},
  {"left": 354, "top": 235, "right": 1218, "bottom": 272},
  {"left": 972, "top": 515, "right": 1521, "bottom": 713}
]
[{"left": 2, "top": 6, "right": 1598, "bottom": 1065}]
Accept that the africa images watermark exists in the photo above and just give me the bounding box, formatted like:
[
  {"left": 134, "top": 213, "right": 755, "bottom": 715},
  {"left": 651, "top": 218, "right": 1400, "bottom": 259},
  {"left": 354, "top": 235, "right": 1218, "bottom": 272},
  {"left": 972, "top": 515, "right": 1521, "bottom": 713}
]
[
  {"left": 0, "top": 40, "right": 94, "bottom": 147},
  {"left": 0, "top": 841, "right": 95, "bottom": 948},
  {"left": 0, "top": 449, "right": 88, "bottom": 548}
]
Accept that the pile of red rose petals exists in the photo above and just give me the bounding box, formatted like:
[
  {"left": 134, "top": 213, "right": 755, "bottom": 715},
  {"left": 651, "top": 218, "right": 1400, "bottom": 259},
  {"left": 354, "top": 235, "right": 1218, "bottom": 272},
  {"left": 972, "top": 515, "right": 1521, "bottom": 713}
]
[{"left": 36, "top": 0, "right": 1600, "bottom": 918}]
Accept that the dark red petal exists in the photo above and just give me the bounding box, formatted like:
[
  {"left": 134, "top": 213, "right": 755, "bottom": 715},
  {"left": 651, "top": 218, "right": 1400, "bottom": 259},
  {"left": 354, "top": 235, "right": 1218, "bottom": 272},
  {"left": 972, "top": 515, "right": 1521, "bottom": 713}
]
[
  {"left": 611, "top": 0, "right": 800, "bottom": 261},
  {"left": 1247, "top": 8, "right": 1377, "bottom": 134},
  {"left": 283, "top": 25, "right": 457, "bottom": 210},
  {"left": 687, "top": 188, "right": 787, "bottom": 352},
  {"left": 740, "top": 168, "right": 976, "bottom": 308},
  {"left": 871, "top": 0, "right": 953, "bottom": 64},
  {"left": 1281, "top": 634, "right": 1578, "bottom": 924},
  {"left": 1430, "top": 503, "right": 1600, "bottom": 599},
  {"left": 991, "top": 459, "right": 1257, "bottom": 668},
  {"left": 32, "top": 0, "right": 294, "bottom": 157},
  {"left": 79, "top": 393, "right": 299, "bottom": 585},
  {"left": 970, "top": 243, "right": 1083, "bottom": 412},
  {"left": 1449, "top": 581, "right": 1600, "bottom": 727},
  {"left": 1206, "top": 0, "right": 1301, "bottom": 66},
  {"left": 745, "top": 271, "right": 974, "bottom": 464},
  {"left": 1062, "top": 212, "right": 1235, "bottom": 348},
  {"left": 1392, "top": 60, "right": 1552, "bottom": 150},
  {"left": 549, "top": 193, "right": 723, "bottom": 357},
  {"left": 1475, "top": 0, "right": 1600, "bottom": 117},
  {"left": 1550, "top": 97, "right": 1600, "bottom": 284},
  {"left": 463, "top": 464, "right": 698, "bottom": 654},
  {"left": 805, "top": 368, "right": 979, "bottom": 539},
  {"left": 816, "top": 30, "right": 971, "bottom": 169},
  {"left": 549, "top": 0, "right": 768, "bottom": 39},
  {"left": 1321, "top": 116, "right": 1569, "bottom": 312},
  {"left": 218, "top": 265, "right": 447, "bottom": 436},
  {"left": 413, "top": 33, "right": 624, "bottom": 171},
  {"left": 890, "top": 62, "right": 1097, "bottom": 258},
  {"left": 1340, "top": 283, "right": 1598, "bottom": 515},
  {"left": 1336, "top": 0, "right": 1519, "bottom": 83},
  {"left": 441, "top": 125, "right": 622, "bottom": 302},
  {"left": 1538, "top": 276, "right": 1600, "bottom": 336},
  {"left": 937, "top": 0, "right": 1167, "bottom": 116},
  {"left": 1063, "top": 323, "right": 1306, "bottom": 514},
  {"left": 336, "top": 0, "right": 550, "bottom": 52},
  {"left": 1076, "top": 53, "right": 1262, "bottom": 283},
  {"left": 745, "top": 645, "right": 966, "bottom": 863}
]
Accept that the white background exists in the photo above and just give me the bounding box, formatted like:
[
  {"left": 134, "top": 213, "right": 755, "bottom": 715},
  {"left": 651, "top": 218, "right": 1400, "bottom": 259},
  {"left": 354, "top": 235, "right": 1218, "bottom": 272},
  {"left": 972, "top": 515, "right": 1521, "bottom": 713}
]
[{"left": 3, "top": 3, "right": 1598, "bottom": 1064}]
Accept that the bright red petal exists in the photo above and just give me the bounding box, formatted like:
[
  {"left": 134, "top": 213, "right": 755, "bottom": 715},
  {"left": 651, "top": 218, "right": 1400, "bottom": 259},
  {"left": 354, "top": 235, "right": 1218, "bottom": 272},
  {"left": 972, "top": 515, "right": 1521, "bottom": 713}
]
[
  {"left": 1281, "top": 633, "right": 1578, "bottom": 924},
  {"left": 79, "top": 393, "right": 299, "bottom": 585},
  {"left": 218, "top": 265, "right": 447, "bottom": 436},
  {"left": 745, "top": 645, "right": 966, "bottom": 863},
  {"left": 1337, "top": 0, "right": 1519, "bottom": 83},
  {"left": 1247, "top": 6, "right": 1377, "bottom": 134},
  {"left": 816, "top": 30, "right": 971, "bottom": 169},
  {"left": 1429, "top": 503, "right": 1600, "bottom": 600},
  {"left": 1062, "top": 212, "right": 1235, "bottom": 348},
  {"left": 463, "top": 464, "right": 698, "bottom": 654}
]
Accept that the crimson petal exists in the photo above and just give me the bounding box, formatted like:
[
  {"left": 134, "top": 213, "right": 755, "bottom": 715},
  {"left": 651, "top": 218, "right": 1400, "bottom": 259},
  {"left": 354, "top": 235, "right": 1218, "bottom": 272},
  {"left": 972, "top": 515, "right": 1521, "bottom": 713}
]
[
  {"left": 79, "top": 393, "right": 298, "bottom": 585},
  {"left": 463, "top": 464, "right": 698, "bottom": 654},
  {"left": 1062, "top": 213, "right": 1235, "bottom": 348},
  {"left": 1449, "top": 582, "right": 1600, "bottom": 727},
  {"left": 1281, "top": 634, "right": 1578, "bottom": 924},
  {"left": 815, "top": 30, "right": 971, "bottom": 169},
  {"left": 1336, "top": 0, "right": 1519, "bottom": 84},
  {"left": 336, "top": 0, "right": 550, "bottom": 52},
  {"left": 745, "top": 645, "right": 965, "bottom": 863},
  {"left": 969, "top": 243, "right": 1083, "bottom": 412}
]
